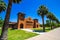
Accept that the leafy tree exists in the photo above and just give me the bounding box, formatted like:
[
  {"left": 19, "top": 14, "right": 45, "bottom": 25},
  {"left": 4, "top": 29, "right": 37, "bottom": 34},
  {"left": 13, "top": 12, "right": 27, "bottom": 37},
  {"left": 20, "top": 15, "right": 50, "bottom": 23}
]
[
  {"left": 38, "top": 5, "right": 48, "bottom": 32},
  {"left": 0, "top": 0, "right": 21, "bottom": 40}
]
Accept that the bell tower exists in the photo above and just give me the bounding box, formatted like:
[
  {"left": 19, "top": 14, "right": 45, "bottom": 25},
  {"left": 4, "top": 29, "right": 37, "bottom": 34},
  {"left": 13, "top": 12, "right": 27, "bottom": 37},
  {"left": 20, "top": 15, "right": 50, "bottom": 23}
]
[
  {"left": 18, "top": 12, "right": 25, "bottom": 20},
  {"left": 17, "top": 12, "right": 25, "bottom": 29}
]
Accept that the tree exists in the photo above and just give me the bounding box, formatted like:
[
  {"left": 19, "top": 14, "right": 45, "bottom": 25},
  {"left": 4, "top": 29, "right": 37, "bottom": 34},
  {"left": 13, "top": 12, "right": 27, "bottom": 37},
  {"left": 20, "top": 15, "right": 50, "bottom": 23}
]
[
  {"left": 0, "top": 0, "right": 6, "bottom": 13},
  {"left": 55, "top": 18, "right": 59, "bottom": 23},
  {"left": 0, "top": 0, "right": 21, "bottom": 40},
  {"left": 47, "top": 12, "right": 53, "bottom": 29},
  {"left": 46, "top": 20, "right": 50, "bottom": 27},
  {"left": 38, "top": 5, "right": 48, "bottom": 32},
  {"left": 46, "top": 12, "right": 58, "bottom": 29}
]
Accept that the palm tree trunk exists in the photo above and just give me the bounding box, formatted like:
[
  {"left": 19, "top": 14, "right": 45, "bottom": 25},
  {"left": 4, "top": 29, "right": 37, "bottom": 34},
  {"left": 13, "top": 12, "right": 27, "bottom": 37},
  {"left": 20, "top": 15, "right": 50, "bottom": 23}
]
[
  {"left": 0, "top": 0, "right": 12, "bottom": 40},
  {"left": 42, "top": 16, "right": 45, "bottom": 32},
  {"left": 50, "top": 19, "right": 52, "bottom": 30}
]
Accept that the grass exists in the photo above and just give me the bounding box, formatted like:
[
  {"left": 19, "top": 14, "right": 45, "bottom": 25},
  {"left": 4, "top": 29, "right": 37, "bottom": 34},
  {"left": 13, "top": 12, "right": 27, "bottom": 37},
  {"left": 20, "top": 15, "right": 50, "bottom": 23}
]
[
  {"left": 32, "top": 27, "right": 51, "bottom": 32},
  {"left": 0, "top": 29, "right": 38, "bottom": 40},
  {"left": 0, "top": 27, "right": 51, "bottom": 40}
]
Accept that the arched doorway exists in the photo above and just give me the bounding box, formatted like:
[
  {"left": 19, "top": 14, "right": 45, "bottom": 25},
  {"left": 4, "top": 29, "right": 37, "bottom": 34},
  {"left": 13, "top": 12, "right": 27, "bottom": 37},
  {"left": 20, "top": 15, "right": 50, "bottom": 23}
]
[
  {"left": 20, "top": 24, "right": 23, "bottom": 28},
  {"left": 37, "top": 25, "right": 38, "bottom": 28}
]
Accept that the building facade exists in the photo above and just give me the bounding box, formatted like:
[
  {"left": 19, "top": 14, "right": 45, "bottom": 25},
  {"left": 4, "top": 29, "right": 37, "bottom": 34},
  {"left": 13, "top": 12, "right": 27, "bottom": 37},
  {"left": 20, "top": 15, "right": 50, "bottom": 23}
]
[{"left": 9, "top": 12, "right": 40, "bottom": 29}]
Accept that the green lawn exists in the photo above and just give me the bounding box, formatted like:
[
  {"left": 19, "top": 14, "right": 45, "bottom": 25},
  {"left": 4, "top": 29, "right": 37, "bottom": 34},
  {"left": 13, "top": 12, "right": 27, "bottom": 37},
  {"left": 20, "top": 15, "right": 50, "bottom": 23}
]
[
  {"left": 32, "top": 27, "right": 51, "bottom": 32},
  {"left": 0, "top": 29, "right": 38, "bottom": 40}
]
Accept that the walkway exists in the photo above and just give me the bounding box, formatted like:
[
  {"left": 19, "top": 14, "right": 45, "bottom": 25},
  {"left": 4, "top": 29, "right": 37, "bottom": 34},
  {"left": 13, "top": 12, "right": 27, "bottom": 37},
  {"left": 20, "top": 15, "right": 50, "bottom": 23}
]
[
  {"left": 27, "top": 27, "right": 60, "bottom": 40},
  {"left": 21, "top": 29, "right": 46, "bottom": 34}
]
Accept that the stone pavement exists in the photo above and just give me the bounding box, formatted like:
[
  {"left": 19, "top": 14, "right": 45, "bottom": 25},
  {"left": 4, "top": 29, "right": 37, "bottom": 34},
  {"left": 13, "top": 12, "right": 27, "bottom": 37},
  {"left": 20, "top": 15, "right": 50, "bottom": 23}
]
[{"left": 26, "top": 27, "right": 60, "bottom": 40}]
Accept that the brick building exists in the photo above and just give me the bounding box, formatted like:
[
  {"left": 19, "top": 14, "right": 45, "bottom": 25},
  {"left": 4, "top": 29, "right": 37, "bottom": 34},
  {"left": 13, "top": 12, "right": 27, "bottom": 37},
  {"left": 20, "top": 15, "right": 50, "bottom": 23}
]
[{"left": 9, "top": 12, "right": 40, "bottom": 29}]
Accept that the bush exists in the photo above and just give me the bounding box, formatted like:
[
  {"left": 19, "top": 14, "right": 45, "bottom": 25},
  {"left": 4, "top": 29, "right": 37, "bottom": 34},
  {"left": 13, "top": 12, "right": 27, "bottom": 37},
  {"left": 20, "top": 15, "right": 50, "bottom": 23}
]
[{"left": 55, "top": 24, "right": 60, "bottom": 27}]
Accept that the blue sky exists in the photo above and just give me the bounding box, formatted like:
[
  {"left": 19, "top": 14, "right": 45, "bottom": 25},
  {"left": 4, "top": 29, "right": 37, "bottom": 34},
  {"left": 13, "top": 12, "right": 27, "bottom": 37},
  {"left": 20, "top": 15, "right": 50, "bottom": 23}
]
[{"left": 0, "top": 0, "right": 60, "bottom": 24}]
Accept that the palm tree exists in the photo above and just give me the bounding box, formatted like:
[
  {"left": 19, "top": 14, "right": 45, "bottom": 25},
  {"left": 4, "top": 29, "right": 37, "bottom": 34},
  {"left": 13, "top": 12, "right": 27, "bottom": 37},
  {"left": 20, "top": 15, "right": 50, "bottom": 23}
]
[
  {"left": 53, "top": 17, "right": 59, "bottom": 23},
  {"left": 0, "top": 0, "right": 6, "bottom": 40},
  {"left": 38, "top": 5, "right": 48, "bottom": 32},
  {"left": 47, "top": 12, "right": 53, "bottom": 29},
  {"left": 0, "top": 0, "right": 21, "bottom": 40},
  {"left": 0, "top": 0, "right": 6, "bottom": 13},
  {"left": 46, "top": 20, "right": 50, "bottom": 27},
  {"left": 46, "top": 12, "right": 57, "bottom": 29}
]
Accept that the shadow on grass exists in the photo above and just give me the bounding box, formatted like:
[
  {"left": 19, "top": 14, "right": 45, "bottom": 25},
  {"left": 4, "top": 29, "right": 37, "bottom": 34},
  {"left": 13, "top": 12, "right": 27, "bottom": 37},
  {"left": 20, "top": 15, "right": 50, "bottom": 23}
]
[
  {"left": 33, "top": 30, "right": 43, "bottom": 32},
  {"left": 33, "top": 28, "right": 51, "bottom": 32}
]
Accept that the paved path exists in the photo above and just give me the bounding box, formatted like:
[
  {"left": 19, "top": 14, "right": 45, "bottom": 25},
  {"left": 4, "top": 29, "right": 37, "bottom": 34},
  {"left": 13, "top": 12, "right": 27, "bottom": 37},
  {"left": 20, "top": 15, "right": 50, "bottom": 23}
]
[
  {"left": 21, "top": 29, "right": 46, "bottom": 34},
  {"left": 27, "top": 27, "right": 60, "bottom": 40},
  {"left": 21, "top": 29, "right": 33, "bottom": 32}
]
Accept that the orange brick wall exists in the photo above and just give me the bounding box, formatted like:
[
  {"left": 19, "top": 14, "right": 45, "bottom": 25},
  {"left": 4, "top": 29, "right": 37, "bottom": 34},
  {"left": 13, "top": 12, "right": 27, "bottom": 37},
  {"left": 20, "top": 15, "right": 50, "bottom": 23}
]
[{"left": 17, "top": 13, "right": 40, "bottom": 29}]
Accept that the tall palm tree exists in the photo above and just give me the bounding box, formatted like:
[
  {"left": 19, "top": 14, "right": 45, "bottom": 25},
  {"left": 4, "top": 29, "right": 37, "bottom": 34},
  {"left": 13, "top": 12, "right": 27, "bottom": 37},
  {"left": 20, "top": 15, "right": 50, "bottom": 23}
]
[
  {"left": 46, "top": 12, "right": 57, "bottom": 29},
  {"left": 38, "top": 5, "right": 48, "bottom": 32},
  {"left": 0, "top": 0, "right": 21, "bottom": 40},
  {"left": 46, "top": 12, "right": 53, "bottom": 29},
  {"left": 0, "top": 0, "right": 6, "bottom": 40}
]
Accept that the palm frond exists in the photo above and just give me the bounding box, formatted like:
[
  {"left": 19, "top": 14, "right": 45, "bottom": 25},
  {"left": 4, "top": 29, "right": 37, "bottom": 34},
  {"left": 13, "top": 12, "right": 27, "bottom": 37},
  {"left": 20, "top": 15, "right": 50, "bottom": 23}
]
[
  {"left": 0, "top": 0, "right": 6, "bottom": 13},
  {"left": 13, "top": 0, "right": 21, "bottom": 3},
  {"left": 37, "top": 5, "right": 48, "bottom": 16}
]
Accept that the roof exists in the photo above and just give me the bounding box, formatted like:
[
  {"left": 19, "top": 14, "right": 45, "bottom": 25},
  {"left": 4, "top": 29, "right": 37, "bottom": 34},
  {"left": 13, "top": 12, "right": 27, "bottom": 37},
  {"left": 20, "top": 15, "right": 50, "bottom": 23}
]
[
  {"left": 9, "top": 22, "right": 17, "bottom": 24},
  {"left": 18, "top": 12, "right": 25, "bottom": 15}
]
